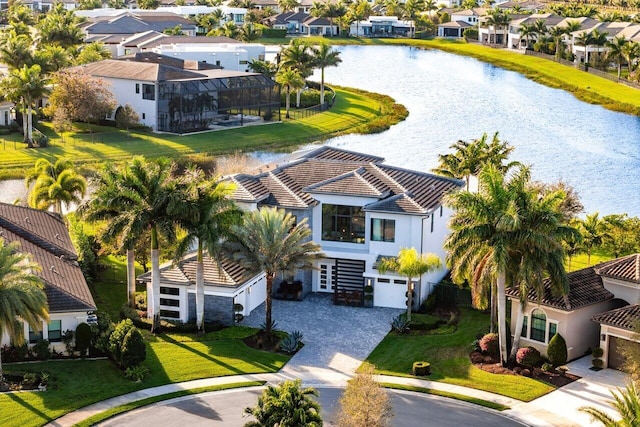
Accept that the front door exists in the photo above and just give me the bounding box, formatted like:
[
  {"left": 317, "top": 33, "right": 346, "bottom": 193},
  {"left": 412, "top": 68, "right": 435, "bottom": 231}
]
[{"left": 318, "top": 262, "right": 336, "bottom": 293}]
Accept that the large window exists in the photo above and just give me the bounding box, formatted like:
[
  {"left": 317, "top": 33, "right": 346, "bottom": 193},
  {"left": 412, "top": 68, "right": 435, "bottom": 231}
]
[
  {"left": 371, "top": 218, "right": 395, "bottom": 242},
  {"left": 142, "top": 84, "right": 155, "bottom": 100},
  {"left": 548, "top": 322, "right": 558, "bottom": 342},
  {"left": 29, "top": 324, "right": 43, "bottom": 344},
  {"left": 530, "top": 309, "right": 547, "bottom": 342},
  {"left": 322, "top": 204, "right": 365, "bottom": 244},
  {"left": 48, "top": 320, "right": 62, "bottom": 343}
]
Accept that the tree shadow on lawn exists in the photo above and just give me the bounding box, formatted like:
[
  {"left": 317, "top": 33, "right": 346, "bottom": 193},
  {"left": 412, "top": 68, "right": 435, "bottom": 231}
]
[{"left": 4, "top": 392, "right": 53, "bottom": 424}]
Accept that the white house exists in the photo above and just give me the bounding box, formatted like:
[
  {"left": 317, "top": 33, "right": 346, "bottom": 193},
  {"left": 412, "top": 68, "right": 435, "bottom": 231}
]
[
  {"left": 350, "top": 16, "right": 415, "bottom": 38},
  {"left": 137, "top": 253, "right": 266, "bottom": 324},
  {"left": 226, "top": 146, "right": 464, "bottom": 310},
  {"left": 0, "top": 203, "right": 96, "bottom": 354},
  {"left": 72, "top": 53, "right": 280, "bottom": 133},
  {"left": 507, "top": 13, "right": 565, "bottom": 50}
]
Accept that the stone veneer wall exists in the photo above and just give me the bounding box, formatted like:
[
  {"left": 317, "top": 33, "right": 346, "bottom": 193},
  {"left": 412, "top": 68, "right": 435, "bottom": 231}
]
[{"left": 188, "top": 293, "right": 234, "bottom": 325}]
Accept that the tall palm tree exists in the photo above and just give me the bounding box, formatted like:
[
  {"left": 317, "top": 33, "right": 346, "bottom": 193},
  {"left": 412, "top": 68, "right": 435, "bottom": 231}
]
[
  {"left": 225, "top": 207, "right": 321, "bottom": 334},
  {"left": 575, "top": 31, "right": 594, "bottom": 65},
  {"left": 349, "top": 0, "right": 373, "bottom": 37},
  {"left": 0, "top": 64, "right": 49, "bottom": 146},
  {"left": 0, "top": 238, "right": 48, "bottom": 382},
  {"left": 26, "top": 159, "right": 87, "bottom": 214},
  {"left": 578, "top": 212, "right": 604, "bottom": 266},
  {"left": 580, "top": 383, "right": 640, "bottom": 426},
  {"left": 608, "top": 36, "right": 629, "bottom": 78},
  {"left": 324, "top": 2, "right": 347, "bottom": 36},
  {"left": 590, "top": 29, "right": 610, "bottom": 67},
  {"left": 248, "top": 58, "right": 277, "bottom": 79},
  {"left": 445, "top": 164, "right": 544, "bottom": 365},
  {"left": 276, "top": 68, "right": 304, "bottom": 119},
  {"left": 622, "top": 41, "right": 640, "bottom": 77},
  {"left": 519, "top": 23, "right": 536, "bottom": 50},
  {"left": 0, "top": 32, "right": 34, "bottom": 70},
  {"left": 533, "top": 19, "right": 548, "bottom": 40},
  {"left": 377, "top": 248, "right": 441, "bottom": 322},
  {"left": 549, "top": 26, "right": 568, "bottom": 60},
  {"left": 280, "top": 40, "right": 313, "bottom": 107},
  {"left": 311, "top": 42, "right": 342, "bottom": 105},
  {"left": 169, "top": 166, "right": 241, "bottom": 332}
]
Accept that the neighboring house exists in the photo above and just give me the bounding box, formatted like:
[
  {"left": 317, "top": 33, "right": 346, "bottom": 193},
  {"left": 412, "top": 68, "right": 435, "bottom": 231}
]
[
  {"left": 350, "top": 16, "right": 415, "bottom": 38},
  {"left": 302, "top": 16, "right": 336, "bottom": 37},
  {"left": 507, "top": 13, "right": 565, "bottom": 49},
  {"left": 79, "top": 10, "right": 198, "bottom": 39},
  {"left": 137, "top": 253, "right": 266, "bottom": 324},
  {"left": 0, "top": 203, "right": 96, "bottom": 353},
  {"left": 568, "top": 22, "right": 640, "bottom": 63},
  {"left": 72, "top": 53, "right": 280, "bottom": 133},
  {"left": 0, "top": 101, "right": 15, "bottom": 127},
  {"left": 507, "top": 254, "right": 640, "bottom": 367},
  {"left": 450, "top": 8, "right": 487, "bottom": 26},
  {"left": 496, "top": 0, "right": 544, "bottom": 12},
  {"left": 479, "top": 13, "right": 527, "bottom": 45},
  {"left": 265, "top": 12, "right": 312, "bottom": 35},
  {"left": 226, "top": 146, "right": 464, "bottom": 310},
  {"left": 156, "top": 5, "right": 247, "bottom": 27},
  {"left": 438, "top": 21, "right": 472, "bottom": 38}
]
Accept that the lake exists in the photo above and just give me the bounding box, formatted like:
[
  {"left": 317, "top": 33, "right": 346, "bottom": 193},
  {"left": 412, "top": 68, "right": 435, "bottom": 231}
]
[{"left": 267, "top": 45, "right": 640, "bottom": 217}]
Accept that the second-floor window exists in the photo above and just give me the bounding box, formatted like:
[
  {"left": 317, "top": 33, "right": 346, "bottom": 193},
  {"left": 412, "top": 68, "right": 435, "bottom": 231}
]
[
  {"left": 322, "top": 204, "right": 365, "bottom": 244},
  {"left": 371, "top": 218, "right": 395, "bottom": 242},
  {"left": 142, "top": 84, "right": 155, "bottom": 100}
]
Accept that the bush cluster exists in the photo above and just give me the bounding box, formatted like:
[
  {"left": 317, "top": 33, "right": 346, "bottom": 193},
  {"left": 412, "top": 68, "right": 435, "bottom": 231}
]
[
  {"left": 109, "top": 319, "right": 146, "bottom": 369},
  {"left": 479, "top": 333, "right": 499, "bottom": 357},
  {"left": 516, "top": 346, "right": 541, "bottom": 368}
]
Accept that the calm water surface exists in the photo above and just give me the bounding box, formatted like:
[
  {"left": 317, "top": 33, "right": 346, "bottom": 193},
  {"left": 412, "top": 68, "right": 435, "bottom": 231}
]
[{"left": 265, "top": 45, "right": 640, "bottom": 217}]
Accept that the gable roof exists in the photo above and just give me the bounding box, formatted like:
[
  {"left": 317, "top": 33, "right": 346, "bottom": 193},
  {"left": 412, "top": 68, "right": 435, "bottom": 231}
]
[
  {"left": 593, "top": 304, "right": 640, "bottom": 331},
  {"left": 0, "top": 203, "right": 95, "bottom": 313},
  {"left": 137, "top": 252, "right": 254, "bottom": 288},
  {"left": 84, "top": 12, "right": 196, "bottom": 35},
  {"left": 595, "top": 254, "right": 640, "bottom": 284},
  {"left": 505, "top": 264, "right": 614, "bottom": 311},
  {"left": 228, "top": 147, "right": 463, "bottom": 214}
]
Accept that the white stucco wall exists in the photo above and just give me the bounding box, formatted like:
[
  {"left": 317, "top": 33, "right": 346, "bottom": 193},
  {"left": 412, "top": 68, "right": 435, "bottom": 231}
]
[
  {"left": 105, "top": 77, "right": 158, "bottom": 130},
  {"left": 602, "top": 278, "right": 640, "bottom": 305}
]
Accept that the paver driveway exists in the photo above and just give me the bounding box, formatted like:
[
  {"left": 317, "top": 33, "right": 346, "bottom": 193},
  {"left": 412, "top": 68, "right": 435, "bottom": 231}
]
[{"left": 242, "top": 293, "right": 403, "bottom": 384}]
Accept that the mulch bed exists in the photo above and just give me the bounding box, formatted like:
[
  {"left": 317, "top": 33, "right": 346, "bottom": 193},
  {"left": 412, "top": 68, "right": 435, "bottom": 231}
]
[{"left": 469, "top": 351, "right": 580, "bottom": 388}]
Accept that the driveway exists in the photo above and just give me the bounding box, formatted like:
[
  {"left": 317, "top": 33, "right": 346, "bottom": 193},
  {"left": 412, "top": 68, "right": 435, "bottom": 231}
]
[{"left": 241, "top": 293, "right": 403, "bottom": 384}]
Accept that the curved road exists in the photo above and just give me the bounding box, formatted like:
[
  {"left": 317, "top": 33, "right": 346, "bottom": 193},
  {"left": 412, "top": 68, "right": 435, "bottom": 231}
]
[{"left": 97, "top": 386, "right": 527, "bottom": 427}]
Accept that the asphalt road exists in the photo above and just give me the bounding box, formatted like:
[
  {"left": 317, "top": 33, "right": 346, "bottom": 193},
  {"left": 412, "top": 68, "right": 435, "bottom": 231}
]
[{"left": 97, "top": 386, "right": 527, "bottom": 427}]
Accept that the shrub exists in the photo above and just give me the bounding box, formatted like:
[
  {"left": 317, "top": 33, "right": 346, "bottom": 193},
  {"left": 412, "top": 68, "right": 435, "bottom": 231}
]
[
  {"left": 592, "top": 347, "right": 604, "bottom": 358},
  {"left": 592, "top": 358, "right": 604, "bottom": 369},
  {"left": 90, "top": 311, "right": 114, "bottom": 356},
  {"left": 542, "top": 362, "right": 554, "bottom": 373},
  {"left": 412, "top": 361, "right": 431, "bottom": 376},
  {"left": 109, "top": 318, "right": 135, "bottom": 364},
  {"left": 75, "top": 323, "right": 92, "bottom": 358},
  {"left": 62, "top": 329, "right": 75, "bottom": 355},
  {"left": 124, "top": 365, "right": 149, "bottom": 383},
  {"left": 391, "top": 313, "right": 410, "bottom": 333},
  {"left": 479, "top": 333, "right": 499, "bottom": 357},
  {"left": 516, "top": 346, "right": 541, "bottom": 368},
  {"left": 134, "top": 292, "right": 147, "bottom": 311},
  {"left": 1, "top": 343, "right": 29, "bottom": 363},
  {"left": 279, "top": 335, "right": 300, "bottom": 354},
  {"left": 33, "top": 339, "right": 51, "bottom": 361},
  {"left": 120, "top": 327, "right": 146, "bottom": 369},
  {"left": 547, "top": 333, "right": 568, "bottom": 367}
]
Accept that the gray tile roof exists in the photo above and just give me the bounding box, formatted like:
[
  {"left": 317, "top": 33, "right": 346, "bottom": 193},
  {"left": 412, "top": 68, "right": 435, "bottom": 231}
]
[
  {"left": 595, "top": 254, "right": 640, "bottom": 284},
  {"left": 505, "top": 265, "right": 614, "bottom": 311},
  {"left": 228, "top": 147, "right": 463, "bottom": 214},
  {"left": 593, "top": 304, "right": 640, "bottom": 331},
  {"left": 84, "top": 12, "right": 196, "bottom": 35},
  {"left": 137, "top": 252, "right": 253, "bottom": 288},
  {"left": 0, "top": 204, "right": 95, "bottom": 313}
]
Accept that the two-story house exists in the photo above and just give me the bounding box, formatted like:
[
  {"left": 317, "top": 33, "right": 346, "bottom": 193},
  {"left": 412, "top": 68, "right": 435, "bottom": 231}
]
[{"left": 226, "top": 146, "right": 464, "bottom": 310}]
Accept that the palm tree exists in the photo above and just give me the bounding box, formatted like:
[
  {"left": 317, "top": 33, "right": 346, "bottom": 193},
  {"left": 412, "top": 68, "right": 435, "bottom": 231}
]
[
  {"left": 349, "top": 0, "right": 373, "bottom": 37},
  {"left": 169, "top": 166, "right": 241, "bottom": 332},
  {"left": 324, "top": 2, "right": 347, "bottom": 36},
  {"left": 622, "top": 41, "right": 640, "bottom": 77},
  {"left": 0, "top": 32, "right": 34, "bottom": 70},
  {"left": 608, "top": 36, "right": 629, "bottom": 78},
  {"left": 533, "top": 19, "right": 548, "bottom": 40},
  {"left": 0, "top": 64, "right": 49, "bottom": 146},
  {"left": 310, "top": 0, "right": 326, "bottom": 17},
  {"left": 248, "top": 58, "right": 277, "bottom": 79},
  {"left": 590, "top": 29, "right": 610, "bottom": 67},
  {"left": 519, "top": 23, "right": 536, "bottom": 50},
  {"left": 444, "top": 164, "right": 549, "bottom": 365},
  {"left": 549, "top": 26, "right": 568, "bottom": 60},
  {"left": 225, "top": 207, "right": 321, "bottom": 334},
  {"left": 580, "top": 383, "right": 640, "bottom": 426},
  {"left": 0, "top": 238, "right": 48, "bottom": 382},
  {"left": 311, "top": 42, "right": 342, "bottom": 105},
  {"left": 26, "top": 159, "right": 87, "bottom": 214},
  {"left": 280, "top": 40, "right": 313, "bottom": 107},
  {"left": 277, "top": 0, "right": 299, "bottom": 12},
  {"left": 239, "top": 23, "right": 260, "bottom": 42},
  {"left": 377, "top": 248, "right": 441, "bottom": 322},
  {"left": 276, "top": 68, "right": 304, "bottom": 119},
  {"left": 245, "top": 380, "right": 322, "bottom": 427},
  {"left": 575, "top": 31, "right": 594, "bottom": 65},
  {"left": 578, "top": 212, "right": 604, "bottom": 266}
]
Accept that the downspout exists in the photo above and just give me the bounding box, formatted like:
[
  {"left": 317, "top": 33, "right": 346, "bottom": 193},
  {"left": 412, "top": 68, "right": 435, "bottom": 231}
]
[{"left": 419, "top": 213, "right": 429, "bottom": 307}]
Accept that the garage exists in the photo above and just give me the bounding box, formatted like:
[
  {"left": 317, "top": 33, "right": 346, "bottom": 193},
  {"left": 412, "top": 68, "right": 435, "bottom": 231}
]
[
  {"left": 593, "top": 304, "right": 640, "bottom": 370},
  {"left": 607, "top": 336, "right": 640, "bottom": 370}
]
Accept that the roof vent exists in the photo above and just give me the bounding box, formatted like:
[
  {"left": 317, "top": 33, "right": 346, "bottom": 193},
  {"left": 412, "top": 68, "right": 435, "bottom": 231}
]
[
  {"left": 430, "top": 184, "right": 436, "bottom": 191},
  {"left": 24, "top": 216, "right": 31, "bottom": 224},
  {"left": 50, "top": 265, "right": 57, "bottom": 273},
  {"left": 55, "top": 233, "right": 61, "bottom": 240}
]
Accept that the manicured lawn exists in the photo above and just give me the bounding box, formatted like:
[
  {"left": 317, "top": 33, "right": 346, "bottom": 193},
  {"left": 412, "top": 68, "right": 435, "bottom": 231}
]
[
  {"left": 381, "top": 383, "right": 510, "bottom": 411},
  {"left": 567, "top": 250, "right": 615, "bottom": 272},
  {"left": 365, "top": 308, "right": 554, "bottom": 402},
  {"left": 0, "top": 328, "right": 288, "bottom": 427},
  {"left": 0, "top": 86, "right": 407, "bottom": 177}
]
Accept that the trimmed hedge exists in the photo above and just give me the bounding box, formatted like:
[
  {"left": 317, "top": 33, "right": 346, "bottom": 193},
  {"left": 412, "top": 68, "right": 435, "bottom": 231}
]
[
  {"left": 547, "top": 333, "right": 568, "bottom": 367},
  {"left": 262, "top": 28, "right": 287, "bottom": 38},
  {"left": 413, "top": 361, "right": 431, "bottom": 376}
]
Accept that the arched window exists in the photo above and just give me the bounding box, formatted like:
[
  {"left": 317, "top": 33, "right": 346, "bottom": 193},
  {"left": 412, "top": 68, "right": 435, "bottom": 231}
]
[{"left": 530, "top": 309, "right": 547, "bottom": 343}]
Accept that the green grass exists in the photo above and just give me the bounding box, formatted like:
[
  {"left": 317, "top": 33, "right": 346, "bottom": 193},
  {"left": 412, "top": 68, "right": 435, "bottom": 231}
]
[
  {"left": 73, "top": 381, "right": 265, "bottom": 427},
  {"left": 567, "top": 251, "right": 615, "bottom": 272},
  {"left": 0, "top": 86, "right": 407, "bottom": 176},
  {"left": 264, "top": 37, "right": 640, "bottom": 116},
  {"left": 365, "top": 308, "right": 554, "bottom": 402},
  {"left": 381, "top": 382, "right": 510, "bottom": 411}
]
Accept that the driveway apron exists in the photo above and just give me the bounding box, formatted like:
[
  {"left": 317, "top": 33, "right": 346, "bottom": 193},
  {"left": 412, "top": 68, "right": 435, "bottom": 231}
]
[{"left": 241, "top": 293, "right": 403, "bottom": 385}]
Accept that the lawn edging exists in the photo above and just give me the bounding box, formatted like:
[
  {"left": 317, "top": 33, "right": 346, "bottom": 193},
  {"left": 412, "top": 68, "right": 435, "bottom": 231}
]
[
  {"left": 72, "top": 381, "right": 266, "bottom": 427},
  {"left": 381, "top": 382, "right": 510, "bottom": 411}
]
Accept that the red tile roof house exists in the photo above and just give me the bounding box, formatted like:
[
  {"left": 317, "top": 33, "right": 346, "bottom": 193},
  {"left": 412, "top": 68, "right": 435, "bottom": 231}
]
[
  {"left": 225, "top": 146, "right": 464, "bottom": 311},
  {"left": 506, "top": 254, "right": 640, "bottom": 368},
  {"left": 0, "top": 203, "right": 96, "bottom": 354}
]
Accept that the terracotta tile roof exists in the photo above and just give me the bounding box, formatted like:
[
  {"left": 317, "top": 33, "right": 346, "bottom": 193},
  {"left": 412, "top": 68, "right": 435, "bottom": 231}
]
[
  {"left": 505, "top": 265, "right": 614, "bottom": 311},
  {"left": 228, "top": 147, "right": 463, "bottom": 214},
  {"left": 0, "top": 205, "right": 95, "bottom": 313},
  {"left": 593, "top": 304, "right": 640, "bottom": 331},
  {"left": 595, "top": 254, "right": 640, "bottom": 284},
  {"left": 137, "top": 253, "right": 253, "bottom": 288}
]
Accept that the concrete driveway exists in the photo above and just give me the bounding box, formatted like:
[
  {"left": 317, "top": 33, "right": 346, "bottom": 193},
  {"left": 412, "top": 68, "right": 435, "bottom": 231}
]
[{"left": 241, "top": 293, "right": 403, "bottom": 384}]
